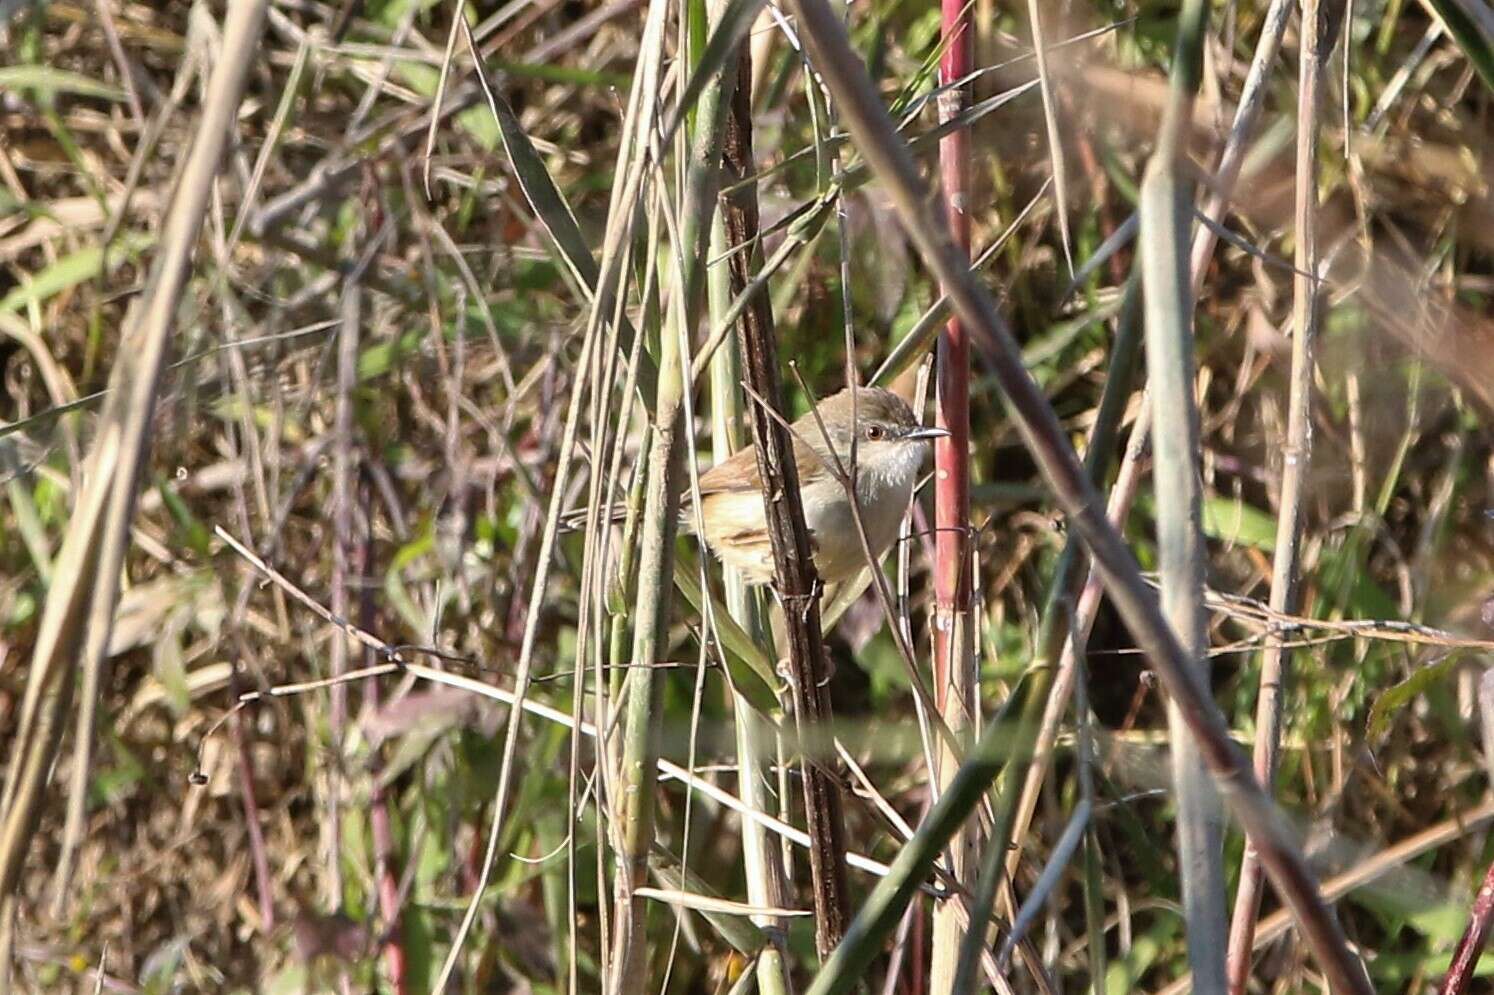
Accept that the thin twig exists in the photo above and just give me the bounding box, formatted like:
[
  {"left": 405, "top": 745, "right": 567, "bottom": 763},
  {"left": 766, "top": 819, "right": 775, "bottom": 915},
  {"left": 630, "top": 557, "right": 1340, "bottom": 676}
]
[{"left": 1225, "top": 1, "right": 1328, "bottom": 987}]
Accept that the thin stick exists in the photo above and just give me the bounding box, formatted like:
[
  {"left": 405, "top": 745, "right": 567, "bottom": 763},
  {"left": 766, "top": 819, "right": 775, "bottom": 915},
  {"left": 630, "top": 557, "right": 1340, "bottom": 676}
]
[
  {"left": 1224, "top": 1, "right": 1327, "bottom": 988},
  {"left": 722, "top": 45, "right": 851, "bottom": 961}
]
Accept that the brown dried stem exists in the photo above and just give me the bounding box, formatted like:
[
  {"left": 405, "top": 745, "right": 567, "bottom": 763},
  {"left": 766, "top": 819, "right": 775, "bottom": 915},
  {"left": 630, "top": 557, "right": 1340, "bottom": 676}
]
[{"left": 722, "top": 45, "right": 851, "bottom": 963}]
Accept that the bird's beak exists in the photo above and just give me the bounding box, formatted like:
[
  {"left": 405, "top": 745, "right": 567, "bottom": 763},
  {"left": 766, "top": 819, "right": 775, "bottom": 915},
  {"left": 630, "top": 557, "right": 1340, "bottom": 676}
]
[{"left": 905, "top": 426, "right": 951, "bottom": 441}]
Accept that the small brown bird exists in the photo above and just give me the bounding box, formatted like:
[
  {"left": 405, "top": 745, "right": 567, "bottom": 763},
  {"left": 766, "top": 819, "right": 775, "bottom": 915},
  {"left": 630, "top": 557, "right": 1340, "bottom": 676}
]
[{"left": 694, "top": 386, "right": 946, "bottom": 584}]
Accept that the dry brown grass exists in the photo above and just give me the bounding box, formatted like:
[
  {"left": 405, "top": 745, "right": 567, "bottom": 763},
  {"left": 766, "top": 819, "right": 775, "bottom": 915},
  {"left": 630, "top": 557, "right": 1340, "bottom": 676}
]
[{"left": 3, "top": 0, "right": 1494, "bottom": 992}]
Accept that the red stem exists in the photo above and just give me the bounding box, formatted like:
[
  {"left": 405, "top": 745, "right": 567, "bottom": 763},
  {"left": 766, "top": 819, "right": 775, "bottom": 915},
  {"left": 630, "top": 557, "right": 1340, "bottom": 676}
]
[
  {"left": 933, "top": 0, "right": 972, "bottom": 702},
  {"left": 1440, "top": 856, "right": 1494, "bottom": 995},
  {"left": 229, "top": 676, "right": 275, "bottom": 931}
]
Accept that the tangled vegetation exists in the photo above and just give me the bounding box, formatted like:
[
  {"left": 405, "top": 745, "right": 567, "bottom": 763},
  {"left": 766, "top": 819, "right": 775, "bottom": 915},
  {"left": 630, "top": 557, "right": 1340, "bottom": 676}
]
[{"left": 3, "top": 0, "right": 1494, "bottom": 992}]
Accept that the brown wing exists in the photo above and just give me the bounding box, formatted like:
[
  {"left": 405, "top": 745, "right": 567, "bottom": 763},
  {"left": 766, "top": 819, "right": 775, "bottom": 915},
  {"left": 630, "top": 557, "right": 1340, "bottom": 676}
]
[
  {"left": 696, "top": 444, "right": 761, "bottom": 495},
  {"left": 695, "top": 434, "right": 830, "bottom": 495}
]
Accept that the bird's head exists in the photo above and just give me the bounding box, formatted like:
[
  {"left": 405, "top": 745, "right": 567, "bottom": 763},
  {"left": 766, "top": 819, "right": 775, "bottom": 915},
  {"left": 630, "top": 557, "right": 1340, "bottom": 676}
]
[{"left": 798, "top": 386, "right": 948, "bottom": 488}]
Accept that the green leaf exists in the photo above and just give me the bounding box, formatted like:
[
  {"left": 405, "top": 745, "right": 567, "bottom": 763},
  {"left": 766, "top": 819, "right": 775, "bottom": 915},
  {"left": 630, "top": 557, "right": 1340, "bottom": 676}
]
[
  {"left": 1366, "top": 653, "right": 1465, "bottom": 741},
  {"left": 1423, "top": 0, "right": 1494, "bottom": 96},
  {"left": 386, "top": 522, "right": 436, "bottom": 634},
  {"left": 90, "top": 733, "right": 147, "bottom": 806},
  {"left": 153, "top": 473, "right": 213, "bottom": 558},
  {"left": 403, "top": 903, "right": 437, "bottom": 993},
  {"left": 0, "top": 231, "right": 155, "bottom": 314},
  {"left": 671, "top": 548, "right": 781, "bottom": 713},
  {"left": 358, "top": 328, "right": 423, "bottom": 382},
  {"left": 151, "top": 623, "right": 190, "bottom": 718},
  {"left": 1200, "top": 495, "right": 1278, "bottom": 551},
  {"left": 0, "top": 66, "right": 127, "bottom": 101}
]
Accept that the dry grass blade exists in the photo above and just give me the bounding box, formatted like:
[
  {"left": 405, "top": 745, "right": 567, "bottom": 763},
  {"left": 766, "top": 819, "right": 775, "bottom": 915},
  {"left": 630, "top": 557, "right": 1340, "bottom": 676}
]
[
  {"left": 632, "top": 887, "right": 812, "bottom": 919},
  {"left": 1026, "top": 0, "right": 1072, "bottom": 277},
  {"left": 1224, "top": 1, "right": 1328, "bottom": 988},
  {"left": 0, "top": 0, "right": 269, "bottom": 930}
]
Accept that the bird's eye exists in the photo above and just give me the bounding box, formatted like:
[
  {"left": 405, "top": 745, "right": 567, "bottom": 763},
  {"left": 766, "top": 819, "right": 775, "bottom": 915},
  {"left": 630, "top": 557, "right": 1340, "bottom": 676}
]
[{"left": 865, "top": 424, "right": 885, "bottom": 441}]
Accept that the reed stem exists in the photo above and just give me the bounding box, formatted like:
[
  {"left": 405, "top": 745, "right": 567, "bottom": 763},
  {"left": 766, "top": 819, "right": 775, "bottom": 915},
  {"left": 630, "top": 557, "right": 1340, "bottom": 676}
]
[
  {"left": 930, "top": 0, "right": 977, "bottom": 984},
  {"left": 723, "top": 44, "right": 852, "bottom": 962},
  {"left": 1224, "top": 1, "right": 1328, "bottom": 988}
]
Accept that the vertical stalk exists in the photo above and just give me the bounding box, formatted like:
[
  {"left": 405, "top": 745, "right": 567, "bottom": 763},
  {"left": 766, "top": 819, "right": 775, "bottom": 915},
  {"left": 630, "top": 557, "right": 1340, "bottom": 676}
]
[
  {"left": 592, "top": 0, "right": 675, "bottom": 988},
  {"left": 1224, "top": 1, "right": 1325, "bottom": 989},
  {"left": 693, "top": 7, "right": 792, "bottom": 956},
  {"left": 608, "top": 259, "right": 688, "bottom": 995},
  {"left": 722, "top": 46, "right": 851, "bottom": 962},
  {"left": 931, "top": 0, "right": 976, "bottom": 985},
  {"left": 1138, "top": 0, "right": 1227, "bottom": 989},
  {"left": 609, "top": 0, "right": 741, "bottom": 980},
  {"left": 710, "top": 216, "right": 793, "bottom": 995},
  {"left": 1140, "top": 162, "right": 1229, "bottom": 993}
]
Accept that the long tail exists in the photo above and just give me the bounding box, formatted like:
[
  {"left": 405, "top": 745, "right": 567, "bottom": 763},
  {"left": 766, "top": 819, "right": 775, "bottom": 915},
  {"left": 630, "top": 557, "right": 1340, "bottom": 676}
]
[
  {"left": 557, "top": 504, "right": 627, "bottom": 533},
  {"left": 557, "top": 502, "right": 698, "bottom": 533}
]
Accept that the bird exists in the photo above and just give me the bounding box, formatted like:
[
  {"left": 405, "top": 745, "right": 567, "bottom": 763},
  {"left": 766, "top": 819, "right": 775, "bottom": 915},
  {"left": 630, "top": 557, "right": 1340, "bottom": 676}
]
[{"left": 692, "top": 386, "right": 946, "bottom": 585}]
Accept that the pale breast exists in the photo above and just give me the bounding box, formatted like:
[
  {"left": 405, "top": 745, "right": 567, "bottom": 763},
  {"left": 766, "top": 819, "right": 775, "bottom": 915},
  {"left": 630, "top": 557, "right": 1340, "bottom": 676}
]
[
  {"left": 800, "top": 471, "right": 913, "bottom": 583},
  {"left": 697, "top": 463, "right": 915, "bottom": 585}
]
